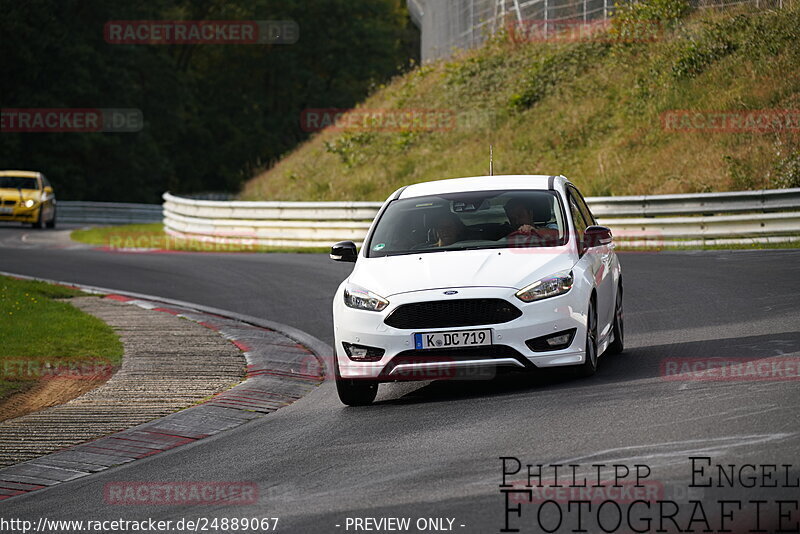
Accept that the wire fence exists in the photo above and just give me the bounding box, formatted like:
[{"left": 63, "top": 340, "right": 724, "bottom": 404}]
[{"left": 409, "top": 0, "right": 789, "bottom": 61}]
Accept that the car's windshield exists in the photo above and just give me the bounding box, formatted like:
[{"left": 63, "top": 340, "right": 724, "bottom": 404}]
[
  {"left": 367, "top": 189, "right": 567, "bottom": 258},
  {"left": 0, "top": 176, "right": 39, "bottom": 190}
]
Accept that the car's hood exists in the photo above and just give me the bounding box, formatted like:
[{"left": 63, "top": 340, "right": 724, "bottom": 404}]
[
  {"left": 349, "top": 248, "right": 575, "bottom": 297},
  {"left": 0, "top": 188, "right": 40, "bottom": 201}
]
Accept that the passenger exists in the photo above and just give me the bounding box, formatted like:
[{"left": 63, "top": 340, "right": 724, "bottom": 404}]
[{"left": 433, "top": 213, "right": 466, "bottom": 246}]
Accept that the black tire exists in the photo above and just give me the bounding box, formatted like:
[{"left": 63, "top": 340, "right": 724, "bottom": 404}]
[
  {"left": 576, "top": 298, "right": 598, "bottom": 377},
  {"left": 333, "top": 353, "right": 378, "bottom": 406},
  {"left": 31, "top": 208, "right": 44, "bottom": 229},
  {"left": 336, "top": 378, "right": 378, "bottom": 406},
  {"left": 607, "top": 284, "right": 624, "bottom": 355},
  {"left": 45, "top": 207, "right": 56, "bottom": 229}
]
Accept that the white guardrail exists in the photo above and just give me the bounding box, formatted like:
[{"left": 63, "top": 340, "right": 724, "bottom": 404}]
[{"left": 162, "top": 188, "right": 800, "bottom": 248}]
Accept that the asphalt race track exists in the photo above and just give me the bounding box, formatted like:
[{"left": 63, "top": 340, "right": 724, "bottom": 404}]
[{"left": 1, "top": 224, "right": 799, "bottom": 533}]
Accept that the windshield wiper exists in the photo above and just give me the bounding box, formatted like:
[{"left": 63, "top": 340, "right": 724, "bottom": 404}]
[
  {"left": 449, "top": 244, "right": 505, "bottom": 251},
  {"left": 375, "top": 241, "right": 560, "bottom": 258}
]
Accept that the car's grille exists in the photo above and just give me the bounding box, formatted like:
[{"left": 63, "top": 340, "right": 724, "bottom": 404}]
[
  {"left": 0, "top": 199, "right": 16, "bottom": 206},
  {"left": 380, "top": 345, "right": 530, "bottom": 377},
  {"left": 384, "top": 298, "right": 522, "bottom": 329},
  {"left": 392, "top": 345, "right": 524, "bottom": 362}
]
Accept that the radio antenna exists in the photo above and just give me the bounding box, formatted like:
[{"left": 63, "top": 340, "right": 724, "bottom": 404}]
[{"left": 489, "top": 145, "right": 493, "bottom": 176}]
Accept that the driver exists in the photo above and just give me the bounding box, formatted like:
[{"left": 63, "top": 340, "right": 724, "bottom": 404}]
[{"left": 504, "top": 197, "right": 557, "bottom": 236}]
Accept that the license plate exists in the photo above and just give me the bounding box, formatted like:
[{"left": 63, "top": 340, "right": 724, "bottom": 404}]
[
  {"left": 414, "top": 329, "right": 492, "bottom": 350},
  {"left": 0, "top": 207, "right": 12, "bottom": 215}
]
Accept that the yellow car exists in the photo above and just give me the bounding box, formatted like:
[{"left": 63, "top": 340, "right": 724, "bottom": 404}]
[{"left": 0, "top": 170, "right": 57, "bottom": 229}]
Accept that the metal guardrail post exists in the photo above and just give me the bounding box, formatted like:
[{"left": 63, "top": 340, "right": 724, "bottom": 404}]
[
  {"left": 544, "top": 0, "right": 549, "bottom": 38},
  {"left": 58, "top": 201, "right": 163, "bottom": 225}
]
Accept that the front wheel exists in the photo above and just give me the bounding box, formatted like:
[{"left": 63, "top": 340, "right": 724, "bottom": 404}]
[
  {"left": 336, "top": 378, "right": 378, "bottom": 406},
  {"left": 576, "top": 299, "right": 598, "bottom": 378},
  {"left": 333, "top": 352, "right": 378, "bottom": 405},
  {"left": 45, "top": 207, "right": 57, "bottom": 229},
  {"left": 31, "top": 208, "right": 45, "bottom": 229}
]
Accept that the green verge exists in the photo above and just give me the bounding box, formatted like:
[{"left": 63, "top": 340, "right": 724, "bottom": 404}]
[
  {"left": 70, "top": 224, "right": 329, "bottom": 253},
  {"left": 71, "top": 223, "right": 799, "bottom": 252},
  {"left": 0, "top": 276, "right": 124, "bottom": 400}
]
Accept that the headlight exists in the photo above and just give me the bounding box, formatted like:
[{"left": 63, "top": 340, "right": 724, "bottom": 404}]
[
  {"left": 344, "top": 283, "right": 389, "bottom": 312},
  {"left": 24, "top": 199, "right": 36, "bottom": 208},
  {"left": 515, "top": 270, "right": 573, "bottom": 302}
]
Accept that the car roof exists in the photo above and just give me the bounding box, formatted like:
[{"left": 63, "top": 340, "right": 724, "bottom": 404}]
[
  {"left": 0, "top": 170, "right": 42, "bottom": 178},
  {"left": 396, "top": 175, "right": 567, "bottom": 199}
]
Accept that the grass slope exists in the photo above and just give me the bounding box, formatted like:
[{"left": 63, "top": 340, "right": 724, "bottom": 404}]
[{"left": 242, "top": 1, "right": 800, "bottom": 201}]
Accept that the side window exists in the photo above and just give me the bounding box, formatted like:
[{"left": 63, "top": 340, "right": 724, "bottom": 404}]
[
  {"left": 569, "top": 194, "right": 588, "bottom": 245},
  {"left": 569, "top": 185, "right": 595, "bottom": 226},
  {"left": 42, "top": 176, "right": 51, "bottom": 188}
]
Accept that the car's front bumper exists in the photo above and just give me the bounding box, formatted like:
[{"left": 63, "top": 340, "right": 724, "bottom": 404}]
[
  {"left": 333, "top": 286, "right": 589, "bottom": 381},
  {"left": 0, "top": 205, "right": 39, "bottom": 222}
]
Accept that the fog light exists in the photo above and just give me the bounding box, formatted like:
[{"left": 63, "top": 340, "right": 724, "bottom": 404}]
[
  {"left": 343, "top": 342, "right": 384, "bottom": 362},
  {"left": 526, "top": 329, "right": 576, "bottom": 352},
  {"left": 546, "top": 333, "right": 571, "bottom": 347}
]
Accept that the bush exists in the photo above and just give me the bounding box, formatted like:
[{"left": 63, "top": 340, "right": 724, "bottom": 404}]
[
  {"left": 509, "top": 43, "right": 609, "bottom": 109},
  {"left": 771, "top": 151, "right": 800, "bottom": 189}
]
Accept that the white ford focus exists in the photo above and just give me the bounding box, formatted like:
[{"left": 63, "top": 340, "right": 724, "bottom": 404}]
[{"left": 330, "top": 175, "right": 623, "bottom": 405}]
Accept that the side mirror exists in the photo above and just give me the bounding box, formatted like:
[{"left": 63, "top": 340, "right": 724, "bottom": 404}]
[
  {"left": 330, "top": 241, "right": 358, "bottom": 262},
  {"left": 583, "top": 226, "right": 613, "bottom": 249}
]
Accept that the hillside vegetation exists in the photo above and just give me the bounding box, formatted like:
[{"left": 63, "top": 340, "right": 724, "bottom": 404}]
[{"left": 243, "top": 0, "right": 800, "bottom": 200}]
